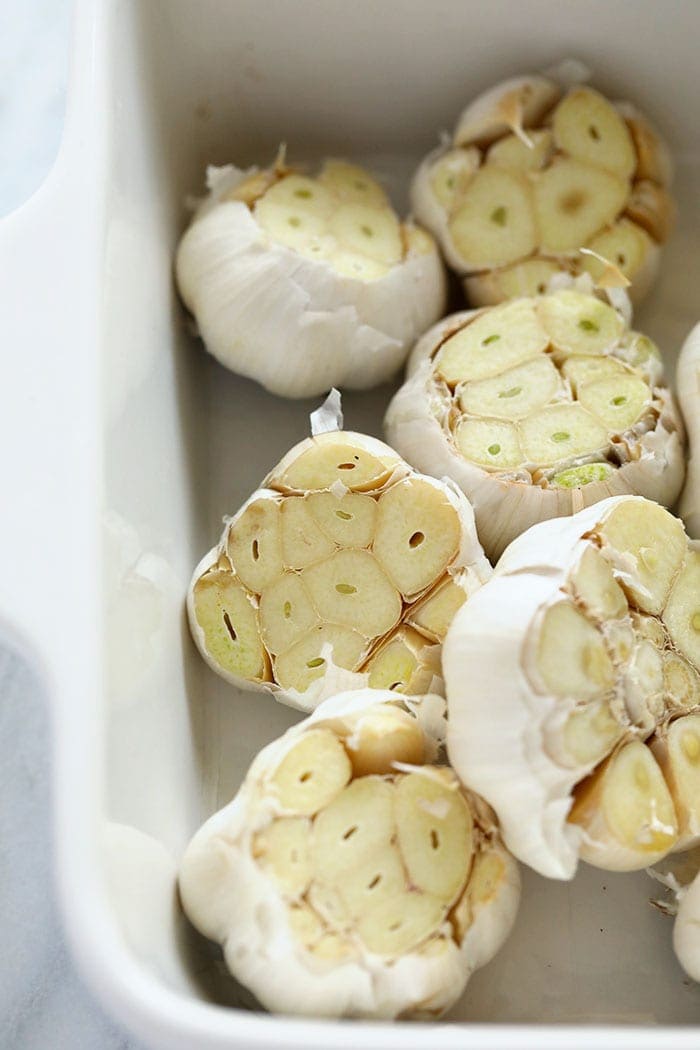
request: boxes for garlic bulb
[384,288,685,561]
[175,157,446,398]
[443,495,700,879]
[188,430,490,711]
[677,322,700,538]
[411,74,674,306]
[179,690,520,1019]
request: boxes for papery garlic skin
[179,691,520,1019]
[674,869,700,982]
[188,431,491,711]
[385,290,685,561]
[677,322,700,538]
[444,495,700,880]
[175,160,446,398]
[412,75,674,306]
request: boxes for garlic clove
[551,86,637,180]
[448,167,537,271]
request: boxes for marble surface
[1,2,145,1046]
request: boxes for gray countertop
[1,2,145,1046]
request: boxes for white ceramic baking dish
[2,0,700,1046]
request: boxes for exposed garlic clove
[317,160,389,207]
[273,623,369,693]
[435,298,548,386]
[252,817,313,896]
[625,180,675,243]
[582,220,659,305]
[534,159,629,254]
[189,429,490,709]
[342,704,425,776]
[532,600,614,699]
[306,491,377,548]
[551,87,637,180]
[663,652,700,713]
[616,102,674,186]
[458,355,561,421]
[568,741,679,870]
[406,577,468,642]
[394,770,474,901]
[537,289,625,357]
[179,691,519,1019]
[176,156,446,398]
[372,478,462,599]
[191,570,269,681]
[269,728,352,815]
[259,571,319,655]
[651,715,700,850]
[463,257,563,307]
[662,551,700,667]
[453,75,561,147]
[411,74,674,307]
[444,496,700,879]
[362,626,437,696]
[280,497,335,569]
[596,497,687,615]
[568,545,628,620]
[560,701,624,767]
[486,129,553,171]
[386,294,684,562]
[448,167,537,271]
[226,497,284,593]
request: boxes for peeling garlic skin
[187,431,491,711]
[677,322,700,538]
[674,870,700,982]
[179,691,520,1019]
[385,289,685,561]
[175,158,446,398]
[444,495,700,880]
[412,75,674,307]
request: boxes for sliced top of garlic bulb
[175,156,445,397]
[444,494,700,879]
[179,690,520,1019]
[385,288,685,561]
[188,429,491,711]
[411,73,674,307]
[677,321,700,539]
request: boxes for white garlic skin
[677,322,700,539]
[384,308,685,562]
[175,166,446,398]
[188,430,491,712]
[674,871,700,982]
[178,690,520,1019]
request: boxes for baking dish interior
[100,0,700,1025]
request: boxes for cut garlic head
[444,495,700,879]
[175,158,445,397]
[677,322,700,539]
[188,431,491,711]
[385,290,685,561]
[179,691,520,1019]
[412,75,674,306]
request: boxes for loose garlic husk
[175,157,446,397]
[412,73,674,306]
[443,495,700,879]
[179,691,520,1019]
[188,429,490,711]
[677,322,700,539]
[384,287,685,561]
